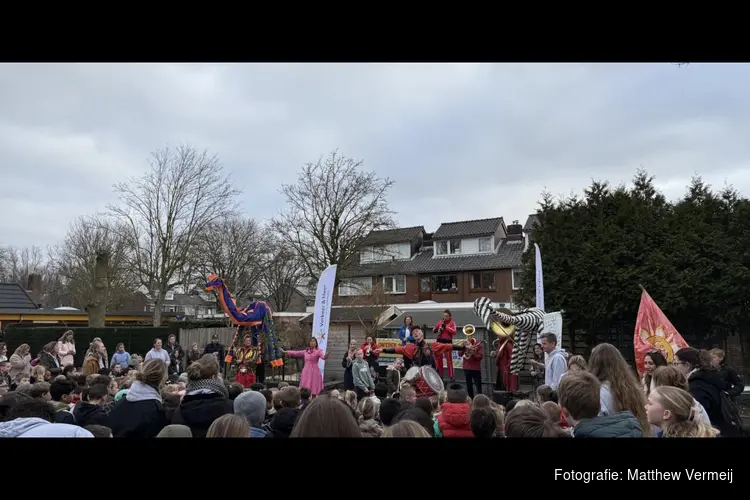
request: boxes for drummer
[380,327,436,371]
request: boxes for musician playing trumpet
[461,325,484,398]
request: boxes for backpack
[719,391,745,437]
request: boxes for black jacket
[717,363,744,399]
[688,369,732,436]
[203,342,226,368]
[38,352,62,376]
[574,411,643,438]
[265,408,299,438]
[73,402,108,428]
[107,398,169,438]
[171,392,233,438]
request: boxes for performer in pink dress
[281,338,328,396]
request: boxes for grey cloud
[1,63,750,248]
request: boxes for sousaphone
[488,307,516,357]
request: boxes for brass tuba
[462,324,476,337]
[488,308,516,358]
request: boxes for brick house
[335,217,530,306]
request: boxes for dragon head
[204,273,223,292]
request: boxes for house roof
[524,214,539,232]
[433,217,504,239]
[411,239,523,273]
[0,283,38,310]
[339,238,523,278]
[360,226,425,246]
[300,306,384,324]
[0,307,177,317]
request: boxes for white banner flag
[313,264,337,378]
[535,243,544,311]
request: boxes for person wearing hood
[203,334,226,369]
[107,359,169,438]
[73,383,108,428]
[171,354,233,438]
[352,349,375,401]
[145,338,171,367]
[57,331,76,367]
[675,347,739,437]
[234,390,268,437]
[0,393,93,438]
[435,384,472,438]
[541,333,567,390]
[83,340,107,377]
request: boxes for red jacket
[437,402,473,438]
[433,319,457,341]
[461,338,483,371]
[360,342,379,357]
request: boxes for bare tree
[272,150,396,286]
[192,216,268,299]
[87,251,109,327]
[0,245,44,285]
[259,241,306,312]
[343,280,393,339]
[108,144,240,326]
[48,215,138,311]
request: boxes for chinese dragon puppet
[205,274,283,387]
[473,297,544,392]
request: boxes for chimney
[26,274,43,307]
[507,220,523,236]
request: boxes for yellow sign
[376,338,464,369]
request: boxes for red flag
[634,288,689,375]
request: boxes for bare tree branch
[259,239,305,312]
[271,150,396,287]
[342,280,392,338]
[0,245,44,285]
[191,216,268,299]
[108,144,241,326]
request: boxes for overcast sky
[1,63,749,249]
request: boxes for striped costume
[473,298,545,391]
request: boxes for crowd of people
[0,325,745,438]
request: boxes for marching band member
[234,335,258,388]
[361,337,380,373]
[461,329,484,398]
[380,327,439,371]
[432,310,457,380]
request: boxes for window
[339,277,373,296]
[383,275,406,294]
[165,291,174,301]
[434,239,461,256]
[478,237,493,253]
[432,274,458,292]
[512,268,523,290]
[420,276,431,292]
[471,271,496,290]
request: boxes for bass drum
[419,366,444,396]
[403,366,420,385]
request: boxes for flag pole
[638,284,645,292]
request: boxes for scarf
[185,378,229,398]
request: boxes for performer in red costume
[491,340,516,392]
[432,310,457,380]
[234,335,259,388]
[380,327,439,371]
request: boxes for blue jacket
[398,325,415,346]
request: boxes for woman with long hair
[280,337,328,396]
[172,354,233,438]
[651,365,711,426]
[186,343,202,368]
[342,339,358,391]
[646,386,718,438]
[57,330,76,367]
[107,359,169,438]
[674,347,737,436]
[9,344,32,381]
[38,341,62,376]
[587,343,653,436]
[83,340,106,376]
[290,394,362,437]
[641,350,667,396]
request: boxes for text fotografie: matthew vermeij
[629,469,732,482]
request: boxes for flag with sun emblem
[634,288,689,375]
